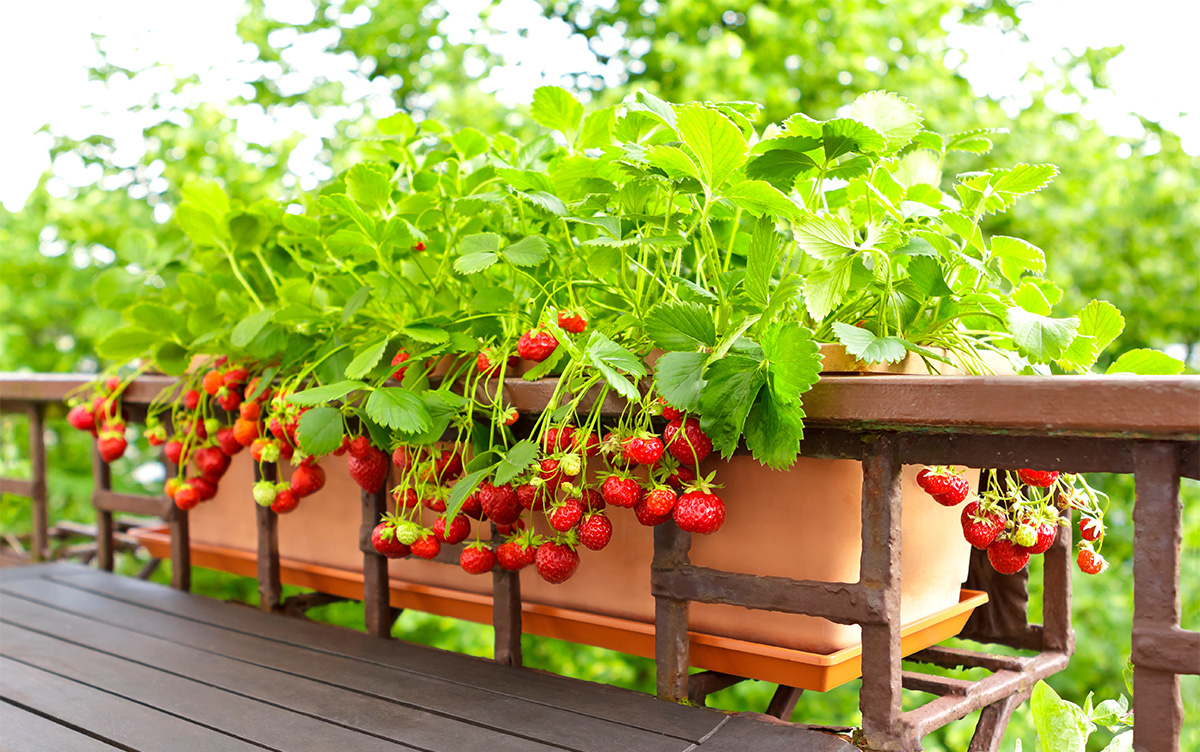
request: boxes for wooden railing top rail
[3,371,1198,439]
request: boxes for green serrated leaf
[990,236,1046,286]
[1006,307,1079,363]
[1077,300,1124,354]
[744,217,779,308]
[231,308,274,348]
[654,352,708,412]
[578,106,616,148]
[345,338,390,379]
[761,323,822,401]
[645,301,717,350]
[444,468,490,520]
[822,118,887,161]
[793,214,858,260]
[832,322,908,364]
[846,91,923,153]
[1106,349,1185,375]
[502,236,550,267]
[744,149,819,189]
[697,355,766,458]
[365,387,433,432]
[644,145,702,181]
[743,389,805,470]
[1030,681,1090,752]
[803,257,854,321]
[907,256,954,297]
[296,406,345,455]
[342,285,371,324]
[458,232,502,255]
[455,252,498,274]
[584,331,646,401]
[721,180,800,219]
[288,380,367,406]
[675,103,747,190]
[96,327,157,360]
[531,86,584,134]
[495,440,539,486]
[345,162,393,212]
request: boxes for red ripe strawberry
[174,484,201,511]
[542,426,577,453]
[189,476,218,501]
[410,534,441,560]
[476,350,495,374]
[496,540,534,571]
[961,502,1006,549]
[1079,516,1104,542]
[193,446,231,482]
[391,351,410,380]
[164,478,181,499]
[433,449,463,481]
[933,475,970,507]
[1076,547,1108,574]
[460,544,496,575]
[290,463,326,498]
[223,367,248,386]
[392,446,414,471]
[516,329,558,362]
[217,388,242,412]
[580,488,605,512]
[188,418,208,441]
[987,539,1031,574]
[673,489,725,534]
[662,416,712,465]
[104,375,121,393]
[216,427,243,456]
[423,494,447,513]
[348,435,371,459]
[146,427,166,446]
[269,416,288,442]
[272,489,300,514]
[478,481,521,525]
[601,474,642,508]
[517,483,548,512]
[557,309,587,334]
[1017,468,1060,488]
[501,407,519,426]
[622,435,664,466]
[97,429,127,463]
[214,355,229,367]
[332,435,350,457]
[657,396,682,421]
[183,389,201,411]
[665,463,696,489]
[67,404,96,432]
[372,523,411,559]
[461,492,484,520]
[581,432,601,458]
[633,499,671,526]
[233,418,259,447]
[1019,519,1058,555]
[549,497,584,532]
[643,486,678,517]
[393,487,419,509]
[578,513,613,551]
[434,514,471,544]
[495,518,526,537]
[535,541,579,584]
[202,370,224,396]
[916,467,963,497]
[347,445,388,493]
[164,440,185,466]
[538,458,565,491]
[239,401,261,421]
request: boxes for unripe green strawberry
[253,481,277,507]
[560,453,582,477]
[204,418,220,435]
[1014,524,1038,548]
[260,442,281,463]
[395,520,420,546]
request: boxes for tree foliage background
[1,1,1196,749]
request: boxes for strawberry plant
[77,88,1181,582]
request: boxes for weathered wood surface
[0,563,854,752]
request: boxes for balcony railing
[1,372,1197,751]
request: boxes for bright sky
[1,0,1196,212]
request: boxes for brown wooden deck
[0,563,853,751]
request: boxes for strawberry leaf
[231,309,274,348]
[654,352,707,412]
[584,332,646,401]
[743,216,779,309]
[345,338,389,379]
[444,468,491,520]
[743,390,806,470]
[364,387,433,433]
[761,323,822,401]
[1105,349,1185,376]
[495,440,538,486]
[531,86,584,135]
[645,301,717,350]
[697,355,766,458]
[1006,306,1079,364]
[833,322,909,364]
[296,407,345,455]
[502,235,550,266]
[288,380,367,406]
[674,103,746,190]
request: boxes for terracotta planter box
[189,451,974,656]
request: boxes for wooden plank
[48,568,723,741]
[0,658,261,752]
[0,478,34,497]
[0,699,124,751]
[27,403,48,562]
[698,716,856,751]
[1,584,685,752]
[93,489,171,517]
[0,561,93,583]
[0,622,416,752]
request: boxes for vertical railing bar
[92,441,115,572]
[1132,442,1183,752]
[858,434,905,750]
[491,522,523,666]
[653,519,692,703]
[254,461,281,611]
[162,423,190,591]
[27,403,48,562]
[361,465,395,638]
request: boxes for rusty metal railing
[0,372,1196,751]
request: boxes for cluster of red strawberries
[370,392,725,585]
[67,375,129,463]
[917,466,1110,576]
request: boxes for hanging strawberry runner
[67,88,1182,584]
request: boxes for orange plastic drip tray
[132,525,988,692]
